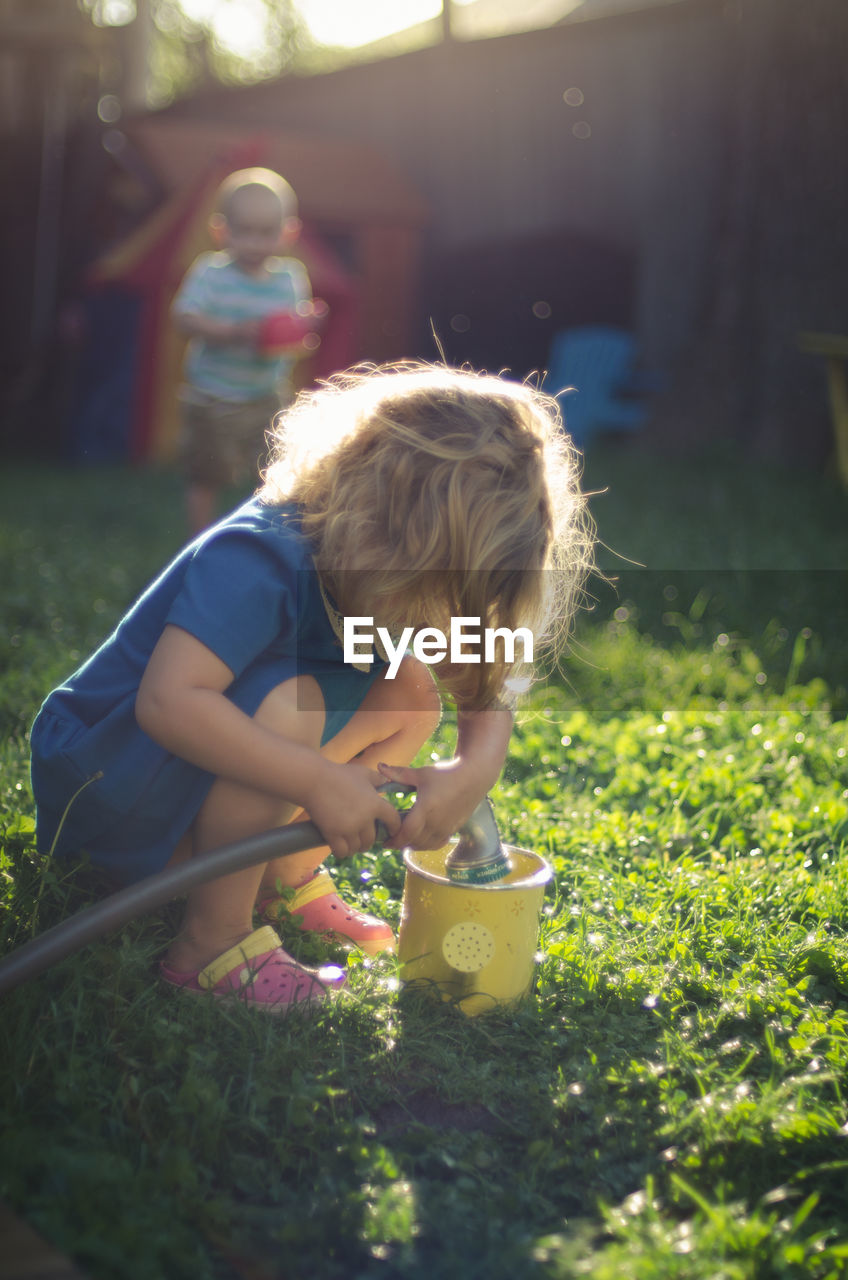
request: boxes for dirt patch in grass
[374,1088,503,1136]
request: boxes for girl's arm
[379,704,513,851]
[136,624,400,856]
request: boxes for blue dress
[29,499,386,884]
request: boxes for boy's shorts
[179,390,283,488]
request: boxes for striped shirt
[173,251,311,402]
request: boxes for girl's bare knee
[182,678,325,856]
[385,656,442,732]
[253,674,326,749]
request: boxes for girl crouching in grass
[30,363,592,1013]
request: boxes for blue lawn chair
[546,325,648,447]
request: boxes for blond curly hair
[259,362,593,709]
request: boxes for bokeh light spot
[97,94,122,124]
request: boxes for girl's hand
[302,760,402,858]
[376,759,491,852]
[376,702,513,850]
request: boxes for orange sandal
[160,926,346,1013]
[259,871,395,956]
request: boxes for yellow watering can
[398,832,552,1017]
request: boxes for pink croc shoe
[160,925,346,1014]
[260,871,395,957]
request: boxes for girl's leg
[258,656,442,897]
[165,658,440,971]
[164,674,326,973]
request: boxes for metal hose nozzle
[444,796,511,884]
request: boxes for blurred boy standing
[172,167,312,533]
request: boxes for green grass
[1,451,847,1279]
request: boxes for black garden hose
[0,784,508,998]
[0,817,329,998]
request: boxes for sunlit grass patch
[1,459,847,1278]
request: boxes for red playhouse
[70,118,428,464]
